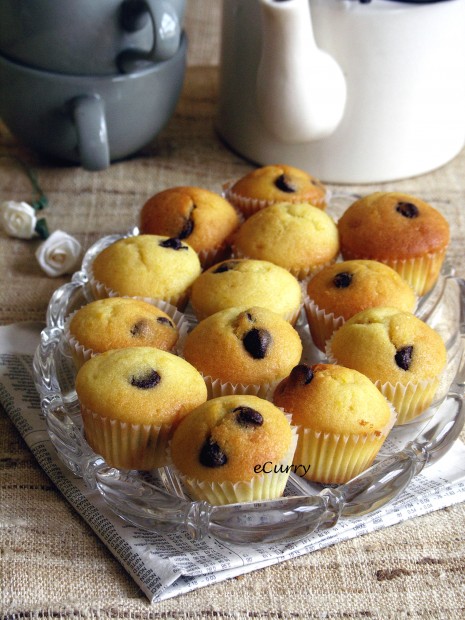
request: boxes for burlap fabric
[1,3,465,617]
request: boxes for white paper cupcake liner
[88,265,190,310]
[80,404,173,470]
[303,295,345,352]
[223,182,328,219]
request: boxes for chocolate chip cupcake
[139,186,240,268]
[326,307,447,425]
[181,306,303,398]
[89,234,201,309]
[75,347,208,470]
[338,192,450,295]
[64,297,184,369]
[304,260,417,351]
[273,364,396,484]
[170,394,297,505]
[231,202,340,279]
[190,258,302,324]
[224,164,328,219]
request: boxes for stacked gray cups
[0,0,187,170]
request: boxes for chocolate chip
[333,271,353,288]
[130,319,149,337]
[159,237,188,250]
[178,205,196,239]
[290,364,314,385]
[199,437,227,468]
[130,368,161,389]
[156,316,174,328]
[234,406,264,427]
[178,217,194,239]
[213,260,239,273]
[242,328,272,359]
[395,345,413,371]
[395,202,419,218]
[275,173,297,193]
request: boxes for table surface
[1,5,465,618]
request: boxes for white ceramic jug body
[216,0,465,183]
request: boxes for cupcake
[224,164,328,219]
[182,306,303,398]
[231,202,340,279]
[189,258,302,324]
[65,297,182,369]
[75,347,208,470]
[89,234,201,309]
[338,192,450,295]
[326,306,447,425]
[304,260,417,351]
[273,363,396,484]
[139,186,240,268]
[170,394,297,505]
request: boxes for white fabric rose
[0,200,37,239]
[35,230,82,277]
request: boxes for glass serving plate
[32,232,465,545]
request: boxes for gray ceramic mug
[0,35,187,171]
[0,0,185,75]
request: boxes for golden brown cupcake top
[170,394,293,484]
[273,363,394,436]
[190,258,302,322]
[182,305,303,386]
[306,259,416,320]
[139,186,240,254]
[68,297,179,354]
[338,192,450,260]
[90,235,201,303]
[75,346,207,425]
[327,306,447,385]
[228,164,327,207]
[231,202,339,277]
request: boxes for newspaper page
[1,322,465,603]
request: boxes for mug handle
[71,95,110,172]
[118,0,181,73]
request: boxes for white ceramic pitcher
[216,0,465,183]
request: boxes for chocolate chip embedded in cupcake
[181,306,303,398]
[64,297,183,369]
[224,164,328,219]
[338,192,450,295]
[89,234,201,309]
[304,260,417,351]
[170,394,297,505]
[190,258,302,323]
[326,306,447,425]
[231,202,340,279]
[139,186,240,268]
[273,363,396,485]
[75,347,207,469]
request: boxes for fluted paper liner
[88,265,190,310]
[80,404,173,470]
[303,294,345,352]
[231,246,335,281]
[223,182,328,219]
[341,249,446,297]
[292,401,396,485]
[175,422,299,506]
